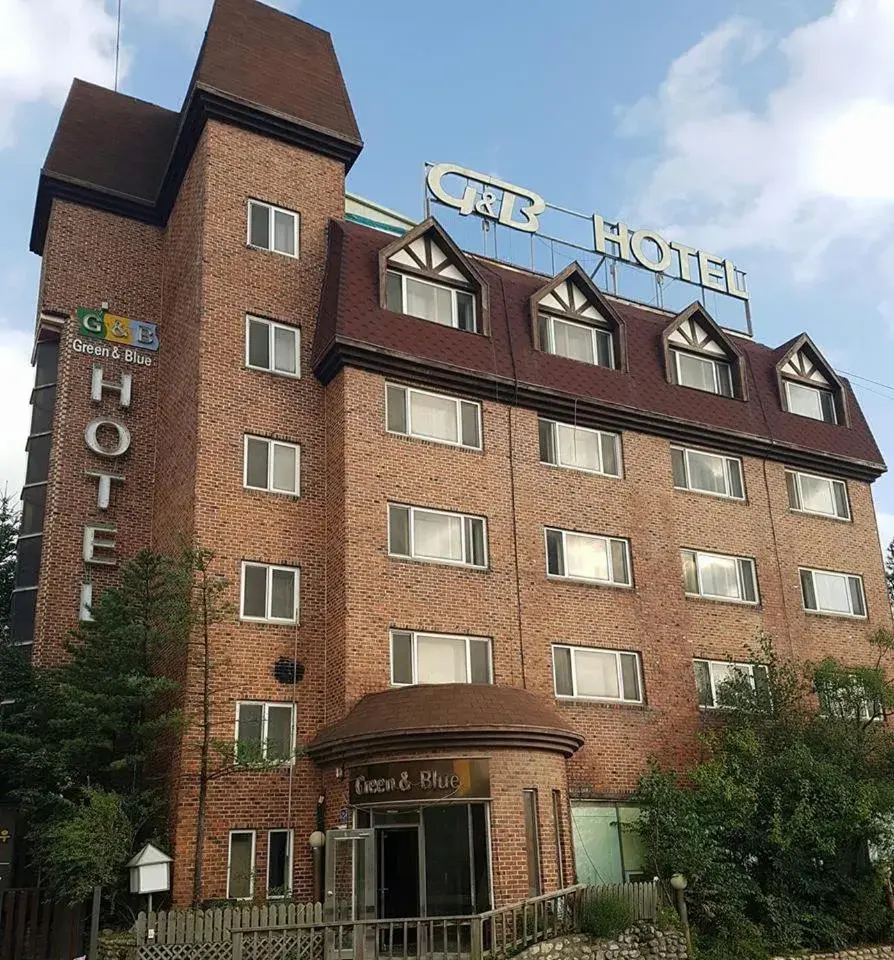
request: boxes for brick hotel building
[6,0,891,915]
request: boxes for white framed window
[784,380,837,423]
[539,419,621,477]
[388,504,487,568]
[816,679,882,722]
[552,645,642,703]
[785,470,849,520]
[385,382,481,449]
[386,270,477,332]
[390,630,492,685]
[267,830,293,898]
[800,567,866,618]
[671,349,734,397]
[245,315,300,377]
[243,436,300,496]
[545,528,631,587]
[240,562,299,623]
[682,549,758,604]
[694,659,768,709]
[539,313,614,368]
[671,446,744,500]
[235,701,295,764]
[227,831,256,900]
[247,200,299,257]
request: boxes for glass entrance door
[324,829,375,959]
[379,827,421,919]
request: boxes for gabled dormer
[530,263,626,370]
[663,303,746,399]
[379,218,488,334]
[776,334,845,425]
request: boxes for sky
[1,0,894,549]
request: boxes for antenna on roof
[114,0,122,92]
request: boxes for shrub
[579,889,634,940]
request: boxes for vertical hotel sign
[72,307,159,618]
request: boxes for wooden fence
[0,888,88,960]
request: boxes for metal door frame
[324,829,375,960]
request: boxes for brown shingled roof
[307,685,584,763]
[312,219,885,481]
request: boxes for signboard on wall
[349,758,490,805]
[76,307,159,352]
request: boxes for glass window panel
[424,805,473,916]
[273,209,296,255]
[266,706,293,761]
[34,340,59,387]
[801,569,817,609]
[682,551,698,593]
[245,438,269,489]
[460,401,480,448]
[739,560,757,602]
[249,203,269,249]
[21,485,46,536]
[538,314,551,351]
[697,554,739,599]
[409,391,458,443]
[552,318,595,364]
[30,384,55,434]
[799,474,835,515]
[413,510,463,562]
[787,381,824,420]
[727,459,744,499]
[406,277,440,323]
[620,654,641,701]
[268,831,291,894]
[575,649,621,699]
[546,529,564,576]
[456,291,476,331]
[469,639,491,683]
[229,833,254,899]
[716,362,734,397]
[25,434,50,486]
[595,329,614,368]
[416,634,468,683]
[386,271,403,312]
[610,540,630,585]
[600,433,620,476]
[242,565,268,618]
[435,285,453,325]
[557,423,600,472]
[247,318,270,369]
[849,577,866,616]
[711,662,744,706]
[687,450,727,495]
[237,703,263,759]
[391,631,413,684]
[270,569,296,620]
[272,326,297,375]
[833,481,849,518]
[671,448,687,488]
[565,533,609,581]
[386,385,407,434]
[539,420,556,464]
[820,390,837,423]
[694,661,713,706]
[271,444,297,493]
[466,517,486,567]
[388,505,411,556]
[814,571,851,613]
[786,472,800,509]
[553,647,573,696]
[676,351,718,393]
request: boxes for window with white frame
[682,549,758,604]
[785,470,849,520]
[227,831,256,900]
[267,830,293,897]
[671,349,734,397]
[694,659,769,709]
[240,562,299,623]
[235,702,294,764]
[539,419,621,477]
[385,383,481,449]
[247,200,298,257]
[671,446,744,500]
[784,380,837,423]
[244,436,300,496]
[539,313,614,368]
[552,645,642,703]
[390,630,492,685]
[545,528,631,587]
[245,315,300,377]
[816,677,882,721]
[800,568,866,617]
[388,504,487,568]
[386,270,477,332]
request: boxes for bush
[579,889,634,940]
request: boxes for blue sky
[2,0,894,548]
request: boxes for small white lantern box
[127,843,172,895]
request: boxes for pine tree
[885,536,894,606]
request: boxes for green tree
[633,632,894,959]
[885,536,894,606]
[0,487,19,643]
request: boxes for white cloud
[617,0,894,286]
[0,322,33,500]
[878,511,894,555]
[0,0,121,148]
[131,0,298,27]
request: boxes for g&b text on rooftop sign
[426,163,748,302]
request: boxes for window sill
[783,408,837,426]
[547,574,633,591]
[385,429,483,454]
[245,243,299,260]
[684,593,761,609]
[803,608,867,621]
[244,364,301,380]
[788,508,851,524]
[673,486,747,505]
[668,380,743,402]
[243,485,302,501]
[540,460,623,481]
[387,554,489,574]
[555,697,650,713]
[239,617,300,626]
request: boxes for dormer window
[380,218,487,335]
[530,263,625,370]
[664,304,743,399]
[777,337,843,425]
[385,270,476,332]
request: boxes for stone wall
[774,948,894,959]
[517,924,689,960]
